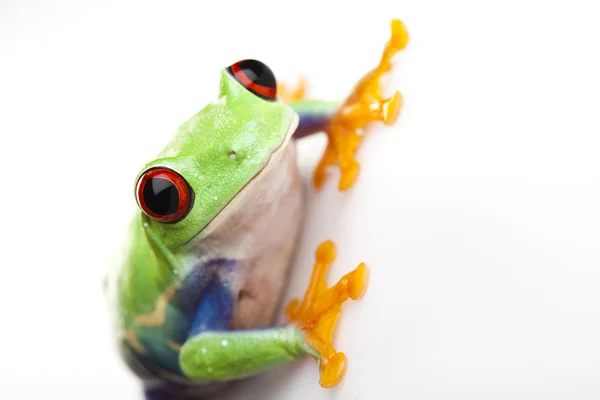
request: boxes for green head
[134,60,297,249]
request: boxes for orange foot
[285,241,369,388]
[277,76,307,103]
[314,19,409,191]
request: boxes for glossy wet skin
[136,68,296,250]
[110,61,306,382]
[107,18,408,398]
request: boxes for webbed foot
[314,19,409,191]
[285,241,369,388]
[278,76,307,103]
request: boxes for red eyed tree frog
[105,19,408,400]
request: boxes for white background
[1,1,599,399]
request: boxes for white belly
[192,142,305,329]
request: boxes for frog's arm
[290,99,340,139]
[280,19,409,191]
[179,277,318,381]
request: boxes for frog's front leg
[278,76,341,140]
[281,19,409,191]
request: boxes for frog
[105,19,409,400]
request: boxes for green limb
[179,325,318,381]
[289,99,340,116]
[289,99,341,139]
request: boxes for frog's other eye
[227,59,277,101]
[135,167,194,223]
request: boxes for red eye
[135,168,193,223]
[227,59,277,101]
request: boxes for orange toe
[285,241,369,388]
[313,19,408,191]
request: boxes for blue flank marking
[130,258,239,377]
[189,277,234,336]
[175,258,237,314]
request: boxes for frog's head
[134,60,297,250]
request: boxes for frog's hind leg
[285,240,369,388]
[177,243,367,389]
[178,269,319,382]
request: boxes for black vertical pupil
[238,59,276,89]
[142,177,179,216]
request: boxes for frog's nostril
[228,150,237,159]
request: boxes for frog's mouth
[142,214,181,271]
[175,112,300,250]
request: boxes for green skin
[106,67,338,391]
